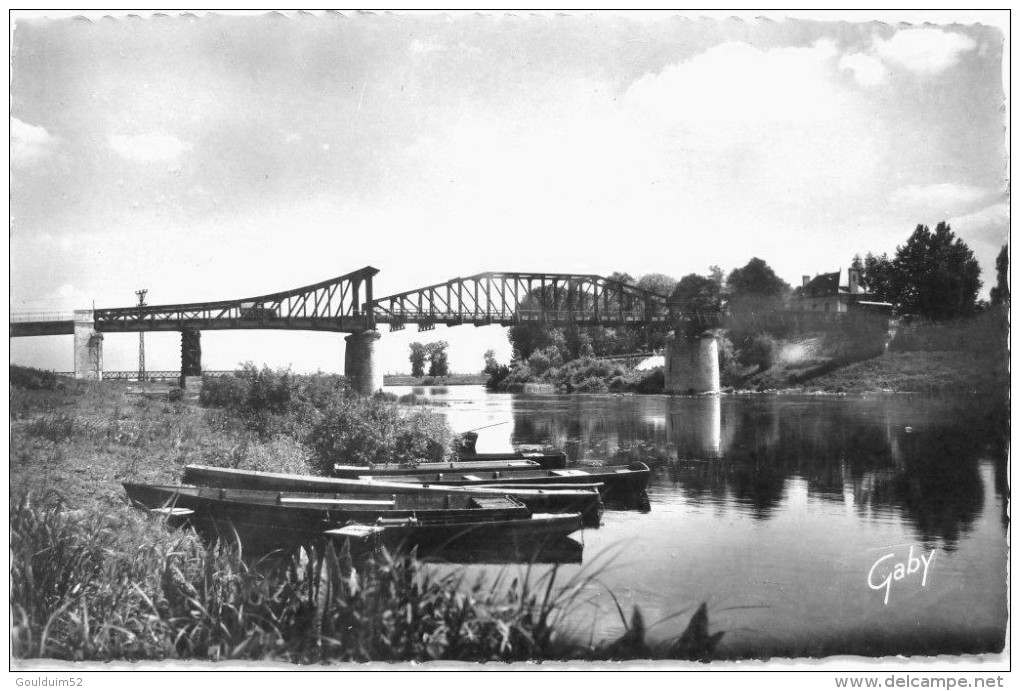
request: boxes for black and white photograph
[8,9,1010,678]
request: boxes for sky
[9,10,1009,375]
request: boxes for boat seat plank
[552,470,589,477]
[149,507,194,517]
[324,525,386,538]
[461,475,483,481]
[279,498,396,506]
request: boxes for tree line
[500,220,1006,365]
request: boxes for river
[387,385,1008,660]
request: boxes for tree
[482,349,499,374]
[859,252,896,303]
[408,342,427,378]
[990,244,1009,306]
[726,258,790,299]
[636,273,678,297]
[426,341,450,377]
[726,258,791,338]
[892,222,982,320]
[671,273,723,314]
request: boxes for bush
[201,366,351,439]
[10,365,61,390]
[629,367,664,394]
[737,333,779,371]
[307,396,452,472]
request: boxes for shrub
[572,376,609,394]
[306,396,452,472]
[629,367,664,394]
[738,333,779,371]
[201,366,351,439]
[10,365,61,390]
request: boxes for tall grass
[11,490,723,663]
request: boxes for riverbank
[490,310,1008,397]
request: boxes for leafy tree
[892,222,981,320]
[607,271,635,286]
[990,244,1009,306]
[672,273,722,314]
[726,258,791,339]
[708,265,725,291]
[426,341,450,377]
[726,258,790,299]
[857,252,896,303]
[636,273,678,297]
[408,342,427,378]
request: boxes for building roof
[801,271,841,297]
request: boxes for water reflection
[387,385,1007,657]
[502,391,1004,551]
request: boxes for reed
[11,490,723,663]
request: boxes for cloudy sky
[9,10,1009,374]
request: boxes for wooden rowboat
[326,512,584,549]
[333,458,541,478]
[123,482,562,553]
[359,461,652,500]
[181,464,602,527]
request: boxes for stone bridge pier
[344,330,383,395]
[73,310,103,380]
[179,328,202,389]
[664,331,720,395]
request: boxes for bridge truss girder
[93,267,379,334]
[369,272,675,329]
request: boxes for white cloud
[839,53,888,86]
[109,132,191,163]
[874,29,977,75]
[11,117,57,167]
[889,183,994,214]
[621,40,882,198]
[948,201,1009,241]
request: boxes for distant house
[795,268,892,314]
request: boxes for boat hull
[182,465,602,527]
[361,462,651,501]
[122,483,542,554]
[333,458,540,478]
[327,513,584,551]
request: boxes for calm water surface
[387,385,1008,659]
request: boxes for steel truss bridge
[9,267,721,338]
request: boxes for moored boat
[122,482,547,553]
[325,512,584,550]
[181,464,602,527]
[358,461,652,500]
[333,458,541,478]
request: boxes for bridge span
[10,267,722,394]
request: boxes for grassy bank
[9,365,722,664]
[489,309,1008,396]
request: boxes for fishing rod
[459,421,510,435]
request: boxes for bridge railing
[10,311,76,322]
